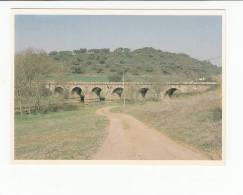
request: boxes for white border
[1,2,243,195]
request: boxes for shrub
[72,66,85,74]
[96,68,104,73]
[110,68,116,72]
[99,60,105,64]
[145,67,153,72]
[120,59,126,64]
[41,103,79,114]
[49,51,58,56]
[131,69,139,75]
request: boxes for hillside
[47,47,221,82]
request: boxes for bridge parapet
[42,81,218,86]
[167,81,218,85]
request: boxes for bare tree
[147,73,163,101]
[15,49,65,114]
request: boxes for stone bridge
[44,81,218,102]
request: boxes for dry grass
[14,104,108,160]
[115,88,222,160]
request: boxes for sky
[15,15,222,66]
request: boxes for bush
[73,48,87,54]
[76,57,83,62]
[99,60,105,64]
[41,103,79,114]
[49,51,58,56]
[96,68,104,73]
[88,54,95,60]
[145,67,153,72]
[117,70,123,75]
[72,66,85,74]
[110,68,116,72]
[131,69,139,75]
[120,59,126,64]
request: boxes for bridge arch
[138,88,149,98]
[71,87,85,102]
[54,86,64,95]
[165,88,179,97]
[112,87,123,98]
[91,87,103,101]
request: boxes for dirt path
[93,106,207,160]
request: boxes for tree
[147,73,164,101]
[15,49,65,114]
[114,47,123,53]
[59,51,73,57]
[73,48,87,54]
[100,48,110,53]
[49,51,58,56]
[71,66,85,74]
[114,47,131,53]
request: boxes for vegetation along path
[94,106,208,160]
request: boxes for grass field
[68,74,142,82]
[14,88,222,160]
[45,74,110,82]
[45,73,181,82]
[14,104,109,160]
[113,88,222,160]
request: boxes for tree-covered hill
[16,47,221,82]
[47,47,221,82]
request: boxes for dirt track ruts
[93,106,207,160]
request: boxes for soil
[93,106,208,160]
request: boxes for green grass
[14,104,109,160]
[45,73,160,82]
[45,72,197,82]
[45,74,110,82]
[113,89,222,160]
